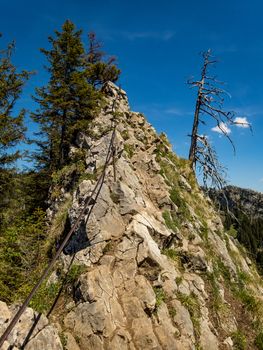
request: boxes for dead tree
[195,135,227,189]
[188,49,250,188]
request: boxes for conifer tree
[0,38,29,168]
[0,36,30,220]
[32,20,120,172]
[86,32,120,88]
[32,20,100,170]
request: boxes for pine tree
[32,20,101,170]
[0,38,29,167]
[0,36,30,221]
[86,32,120,88]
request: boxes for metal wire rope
[0,100,119,349]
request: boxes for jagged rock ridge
[1,83,263,350]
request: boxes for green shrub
[124,144,134,158]
[213,259,231,282]
[29,281,61,313]
[168,306,177,318]
[153,286,166,308]
[162,210,178,232]
[121,130,129,140]
[170,188,185,209]
[200,223,209,241]
[237,270,252,285]
[162,248,178,261]
[227,224,238,238]
[65,264,86,284]
[232,331,246,350]
[175,276,183,285]
[177,292,201,336]
[0,208,47,303]
[59,332,68,349]
[255,332,263,350]
[235,289,258,313]
[159,132,170,147]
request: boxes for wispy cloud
[211,122,231,135]
[234,117,250,128]
[122,30,175,41]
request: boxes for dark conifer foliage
[32,20,98,170]
[86,32,120,88]
[0,36,31,225]
[0,38,30,166]
[32,20,120,172]
[209,186,263,273]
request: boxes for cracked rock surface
[3,82,263,349]
[0,301,62,350]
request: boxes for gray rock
[0,302,62,350]
[36,84,263,350]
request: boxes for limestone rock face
[0,302,62,349]
[2,82,263,349]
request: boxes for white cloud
[211,122,231,135]
[234,117,250,128]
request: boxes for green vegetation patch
[205,272,223,312]
[232,331,247,350]
[162,248,179,261]
[29,281,61,313]
[255,332,263,350]
[153,286,167,308]
[162,210,179,232]
[124,143,134,158]
[65,264,87,285]
[177,292,201,337]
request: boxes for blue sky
[1,0,263,191]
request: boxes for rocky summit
[1,83,263,350]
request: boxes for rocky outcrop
[2,83,263,349]
[0,301,62,350]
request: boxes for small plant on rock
[255,332,263,350]
[153,286,166,308]
[232,331,246,350]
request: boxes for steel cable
[0,113,118,349]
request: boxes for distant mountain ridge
[208,185,263,273]
[208,185,263,218]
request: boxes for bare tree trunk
[189,77,204,168]
[187,49,249,188]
